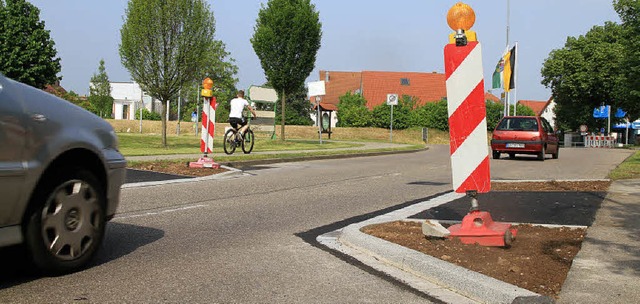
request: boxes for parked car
[0,73,126,273]
[490,116,559,161]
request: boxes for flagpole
[505,0,510,117]
[513,42,518,116]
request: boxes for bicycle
[223,118,255,155]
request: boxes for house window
[400,78,410,86]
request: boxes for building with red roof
[518,98,556,129]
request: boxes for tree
[275,84,313,126]
[120,0,216,147]
[0,0,60,88]
[371,95,414,130]
[88,59,113,118]
[251,0,322,141]
[541,22,626,130]
[614,0,640,120]
[186,40,239,124]
[336,92,372,127]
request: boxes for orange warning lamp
[447,2,477,45]
[201,78,214,98]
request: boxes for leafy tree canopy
[251,0,322,140]
[336,92,372,128]
[614,0,640,120]
[0,0,60,88]
[88,59,113,118]
[541,22,626,130]
[120,0,216,146]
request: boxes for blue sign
[613,122,630,129]
[633,121,640,130]
[593,105,610,118]
[615,108,627,118]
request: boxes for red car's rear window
[496,117,538,131]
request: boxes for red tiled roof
[312,102,338,111]
[312,71,362,107]
[518,99,549,116]
[485,92,500,103]
[361,71,446,109]
[44,83,67,97]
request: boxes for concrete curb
[218,147,424,168]
[319,192,553,304]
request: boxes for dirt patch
[491,180,610,192]
[128,161,228,177]
[362,221,584,298]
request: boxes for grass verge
[118,133,363,156]
[608,150,640,180]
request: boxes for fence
[584,135,615,148]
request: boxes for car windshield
[496,117,538,131]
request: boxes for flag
[491,58,504,89]
[503,45,516,92]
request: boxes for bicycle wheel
[223,129,236,155]
[242,129,255,154]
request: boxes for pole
[390,104,394,143]
[177,90,181,135]
[317,100,323,144]
[166,100,170,122]
[626,120,629,145]
[607,105,611,136]
[513,42,518,116]
[505,0,510,117]
[203,97,210,156]
[195,85,199,137]
[195,104,199,137]
[139,89,143,133]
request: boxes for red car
[491,116,559,161]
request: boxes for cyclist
[228,90,257,138]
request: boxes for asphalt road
[0,146,633,303]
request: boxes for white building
[109,82,162,120]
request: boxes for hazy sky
[29,0,620,102]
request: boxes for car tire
[552,147,559,159]
[508,153,515,159]
[492,151,500,159]
[538,146,546,161]
[24,168,106,274]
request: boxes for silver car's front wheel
[26,169,106,274]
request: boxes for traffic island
[317,180,609,303]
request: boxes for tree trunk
[161,100,168,147]
[280,89,286,141]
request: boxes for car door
[541,118,558,153]
[0,75,28,226]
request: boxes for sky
[29,0,620,102]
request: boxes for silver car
[0,73,126,273]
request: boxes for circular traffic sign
[579,124,588,132]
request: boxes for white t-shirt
[229,97,249,118]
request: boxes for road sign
[386,94,398,106]
[308,81,326,97]
[579,124,588,132]
[633,121,640,130]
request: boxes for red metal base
[447,210,517,247]
[188,156,220,169]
